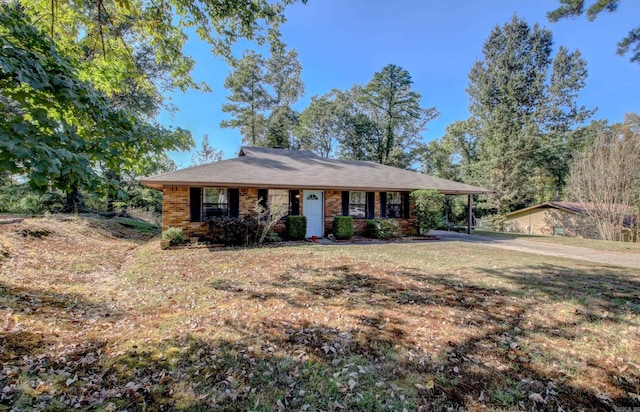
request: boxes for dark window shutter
[341,191,349,216]
[190,187,202,222]
[290,190,300,215]
[402,192,410,218]
[258,189,268,208]
[380,192,387,218]
[229,188,240,218]
[366,192,375,218]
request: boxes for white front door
[303,190,323,238]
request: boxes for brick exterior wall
[161,186,418,239]
[162,186,208,237]
[239,187,259,218]
[323,190,342,235]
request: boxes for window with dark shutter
[366,192,375,218]
[341,191,349,216]
[229,188,240,219]
[380,192,387,218]
[290,190,300,215]
[385,192,402,218]
[402,192,410,218]
[190,187,202,222]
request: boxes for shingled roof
[141,146,490,195]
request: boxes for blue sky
[160,0,640,167]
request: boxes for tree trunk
[63,185,84,213]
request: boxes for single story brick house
[140,146,490,238]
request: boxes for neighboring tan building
[504,201,600,238]
[140,146,490,238]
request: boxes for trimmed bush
[365,218,402,240]
[333,216,354,240]
[286,215,307,240]
[162,227,186,246]
[206,216,259,246]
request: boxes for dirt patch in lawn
[1,217,638,411]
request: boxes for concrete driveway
[431,230,640,270]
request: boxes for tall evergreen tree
[265,106,298,149]
[220,50,270,146]
[221,48,304,147]
[266,49,305,107]
[462,16,593,214]
[359,64,439,168]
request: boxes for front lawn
[1,217,638,411]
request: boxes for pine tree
[464,16,593,213]
[360,64,438,168]
[220,50,270,146]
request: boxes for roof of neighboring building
[506,201,632,217]
[140,146,490,195]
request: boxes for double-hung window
[190,187,240,221]
[386,192,402,218]
[258,189,299,217]
[380,191,410,218]
[349,191,366,218]
[203,188,228,219]
[342,191,374,218]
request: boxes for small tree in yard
[566,115,640,241]
[254,201,289,244]
[411,190,445,235]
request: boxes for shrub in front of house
[286,215,307,240]
[162,227,186,246]
[333,216,354,240]
[206,216,259,246]
[365,218,402,240]
[411,189,445,235]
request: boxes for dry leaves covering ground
[0,217,639,411]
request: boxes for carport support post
[467,194,473,234]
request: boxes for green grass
[473,229,640,253]
[112,216,160,234]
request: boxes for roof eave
[138,180,490,195]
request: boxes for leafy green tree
[333,87,380,161]
[360,64,439,168]
[296,94,341,157]
[548,0,640,63]
[0,4,192,211]
[18,0,305,99]
[411,190,445,235]
[191,134,224,165]
[338,112,380,161]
